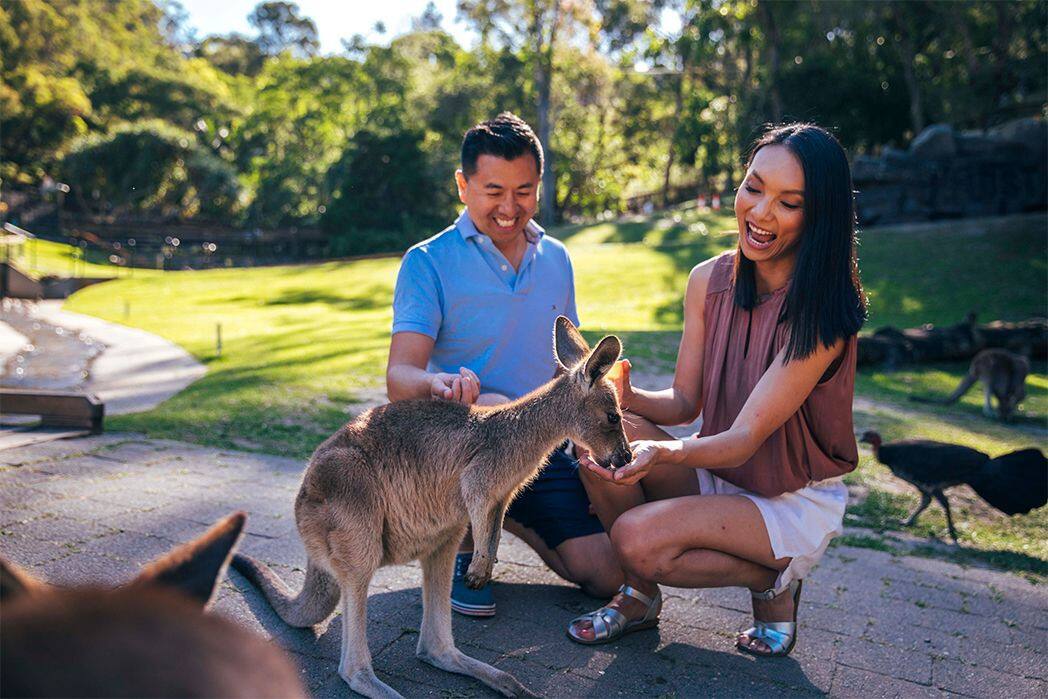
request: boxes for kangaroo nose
[611,445,633,469]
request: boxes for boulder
[909,124,957,159]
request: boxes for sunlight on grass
[10,238,156,280]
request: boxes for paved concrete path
[5,300,207,415]
[1,434,1044,697]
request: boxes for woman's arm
[623,258,714,426]
[592,335,847,485]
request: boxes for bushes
[321,129,453,255]
[59,121,242,219]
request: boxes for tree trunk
[897,29,925,135]
[662,72,685,209]
[757,0,783,123]
[534,2,560,228]
[537,56,556,227]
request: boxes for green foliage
[322,130,449,255]
[4,0,1045,245]
[60,121,241,218]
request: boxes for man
[387,113,622,616]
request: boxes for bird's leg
[932,490,959,544]
[903,492,932,527]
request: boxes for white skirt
[695,469,848,594]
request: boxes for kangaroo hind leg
[416,534,535,698]
[336,570,402,699]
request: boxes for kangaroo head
[553,316,633,469]
[0,513,307,698]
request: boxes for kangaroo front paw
[465,557,492,589]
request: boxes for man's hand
[430,367,481,405]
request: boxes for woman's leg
[578,411,700,532]
[569,493,793,645]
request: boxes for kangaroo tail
[910,372,978,405]
[231,555,340,628]
[966,448,1048,515]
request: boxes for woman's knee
[609,509,665,579]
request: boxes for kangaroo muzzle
[608,444,633,470]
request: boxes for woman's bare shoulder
[686,253,726,300]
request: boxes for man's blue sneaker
[451,551,496,617]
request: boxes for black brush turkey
[859,431,1047,543]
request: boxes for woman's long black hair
[733,123,867,362]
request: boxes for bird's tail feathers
[967,448,1047,515]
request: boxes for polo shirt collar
[456,209,544,245]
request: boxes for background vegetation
[3,0,1045,253]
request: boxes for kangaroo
[231,316,632,699]
[910,348,1029,421]
[1,513,306,698]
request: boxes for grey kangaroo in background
[232,316,632,699]
[911,348,1029,421]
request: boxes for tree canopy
[2,0,1044,254]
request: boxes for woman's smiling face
[734,144,806,263]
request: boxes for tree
[194,34,266,76]
[322,130,446,255]
[249,1,319,58]
[457,0,659,226]
[412,2,444,31]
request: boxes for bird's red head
[859,431,882,449]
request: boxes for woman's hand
[583,439,682,486]
[606,358,633,410]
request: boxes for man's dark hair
[461,112,543,178]
[733,122,867,362]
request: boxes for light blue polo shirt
[392,209,580,399]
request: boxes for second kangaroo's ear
[583,336,622,387]
[1,557,49,603]
[128,512,246,608]
[554,316,590,370]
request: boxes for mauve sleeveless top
[699,252,858,497]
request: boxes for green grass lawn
[20,208,1047,577]
[13,238,154,280]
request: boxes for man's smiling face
[456,154,540,246]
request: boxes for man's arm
[386,331,480,404]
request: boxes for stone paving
[1,434,1045,698]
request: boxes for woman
[567,123,866,657]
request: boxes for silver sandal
[566,584,661,645]
[736,579,803,658]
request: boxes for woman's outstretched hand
[583,439,682,486]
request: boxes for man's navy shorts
[505,446,605,550]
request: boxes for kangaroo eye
[606,412,621,424]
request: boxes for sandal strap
[587,607,628,641]
[741,622,795,655]
[618,584,658,609]
[750,578,802,601]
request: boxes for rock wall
[853,118,1047,226]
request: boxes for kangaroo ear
[1,557,49,603]
[583,335,622,387]
[127,512,246,608]
[554,316,590,369]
